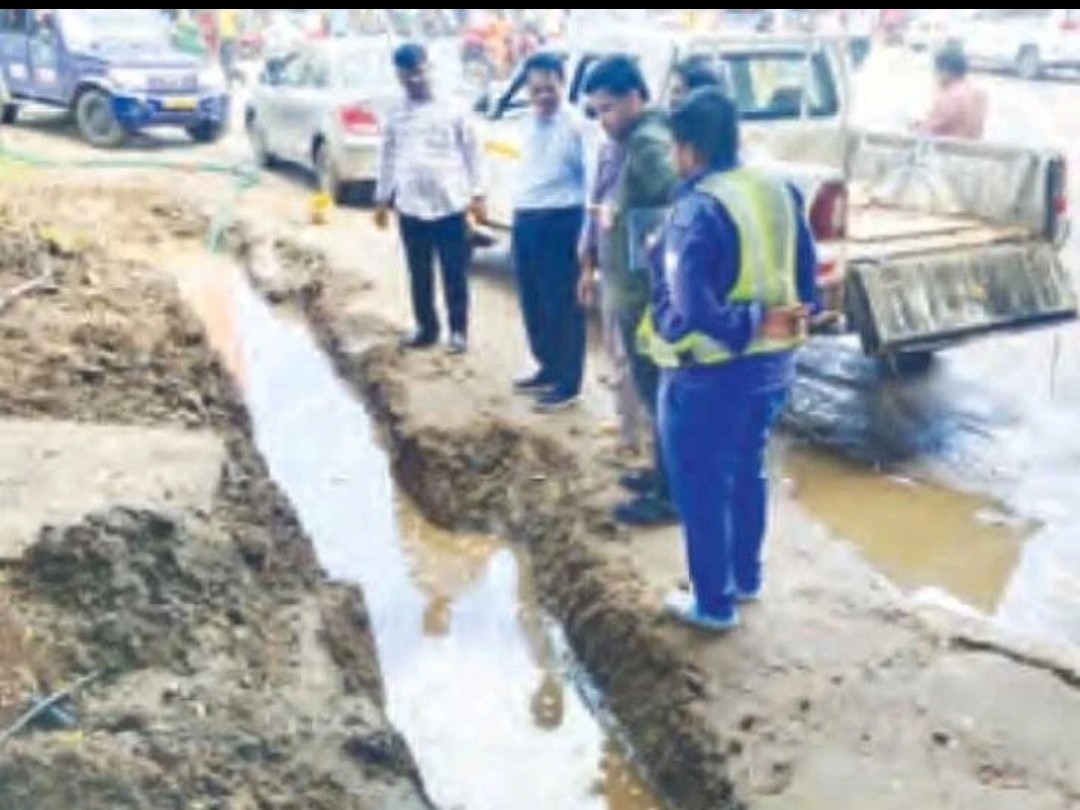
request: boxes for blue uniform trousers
[659,367,787,617]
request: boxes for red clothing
[920,79,988,140]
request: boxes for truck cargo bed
[847,203,1034,263]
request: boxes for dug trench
[230,235,733,807]
[0,186,433,809]
[224,208,1080,807]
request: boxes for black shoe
[613,495,679,528]
[619,470,658,496]
[447,333,468,355]
[400,330,438,350]
[514,372,555,395]
[533,390,581,413]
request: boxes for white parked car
[953,8,1080,79]
[245,37,398,203]
[905,10,966,52]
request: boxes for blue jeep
[0,9,230,147]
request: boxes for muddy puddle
[177,261,662,810]
[784,445,1032,614]
[788,334,1080,650]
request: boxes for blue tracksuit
[650,164,818,617]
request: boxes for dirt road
[0,177,432,809]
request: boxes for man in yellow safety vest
[640,86,818,632]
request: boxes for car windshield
[59,8,171,50]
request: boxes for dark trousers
[618,309,671,501]
[219,38,239,86]
[512,206,587,397]
[399,212,471,339]
[659,373,787,616]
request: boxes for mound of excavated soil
[0,195,228,427]
[3,508,426,810]
[21,508,268,676]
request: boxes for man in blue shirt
[512,52,589,412]
[644,87,818,632]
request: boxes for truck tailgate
[837,134,1077,354]
[847,239,1077,355]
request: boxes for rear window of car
[682,48,840,121]
[336,48,396,89]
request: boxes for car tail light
[1042,156,1069,246]
[809,180,849,242]
[1055,160,1068,216]
[1061,17,1080,32]
[340,104,380,136]
[807,181,848,279]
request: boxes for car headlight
[199,66,227,92]
[107,68,150,90]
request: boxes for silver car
[245,37,398,203]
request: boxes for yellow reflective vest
[637,168,804,369]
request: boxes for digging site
[0,180,432,810]
[0,160,1075,810]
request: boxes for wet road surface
[784,46,1080,647]
[178,260,663,810]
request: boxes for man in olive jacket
[581,55,679,526]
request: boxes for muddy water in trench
[178,262,662,810]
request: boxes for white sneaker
[736,588,762,605]
[663,590,739,634]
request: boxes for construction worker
[639,87,818,632]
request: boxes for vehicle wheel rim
[84,96,115,140]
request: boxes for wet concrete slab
[0,419,224,561]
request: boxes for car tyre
[882,351,935,378]
[74,88,126,148]
[1,103,18,125]
[247,116,277,168]
[187,120,227,144]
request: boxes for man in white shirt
[511,52,589,413]
[375,43,487,355]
